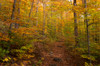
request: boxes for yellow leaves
[81,55,96,61]
[41,57,44,60]
[21,0,29,3]
[92,43,100,50]
[72,5,84,13]
[19,54,35,59]
[27,55,35,59]
[85,62,93,66]
[3,57,11,62]
[28,49,34,53]
[96,45,100,50]
[3,58,9,62]
[13,58,17,61]
[53,1,61,6]
[21,63,24,66]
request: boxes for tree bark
[15,0,21,28]
[10,0,17,29]
[43,0,46,35]
[0,3,1,8]
[73,0,78,47]
[84,0,91,65]
[36,0,39,26]
[29,0,34,20]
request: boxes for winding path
[42,41,76,66]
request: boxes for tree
[0,3,1,8]
[15,0,21,28]
[83,0,91,65]
[42,0,46,34]
[36,0,39,26]
[29,0,34,18]
[73,0,78,47]
[29,0,34,21]
[10,0,17,29]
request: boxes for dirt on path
[41,41,76,66]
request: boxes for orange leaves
[0,33,2,36]
[0,33,9,41]
[53,1,61,6]
[5,19,20,24]
[12,27,38,35]
[72,5,85,13]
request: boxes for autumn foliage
[0,0,100,66]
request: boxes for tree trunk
[0,3,1,8]
[0,3,1,21]
[10,0,17,29]
[15,0,21,28]
[43,0,46,35]
[36,0,39,26]
[29,0,34,21]
[84,0,91,65]
[73,0,78,47]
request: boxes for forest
[0,0,100,66]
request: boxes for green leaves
[81,54,96,61]
[0,47,9,60]
[85,62,93,66]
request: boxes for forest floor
[41,41,78,66]
[1,40,84,66]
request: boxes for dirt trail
[42,41,76,66]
